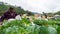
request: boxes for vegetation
[0,2,60,34]
[54,11,60,15]
[0,17,60,34]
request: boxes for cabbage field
[0,18,60,34]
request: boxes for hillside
[0,2,33,16]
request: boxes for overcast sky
[0,0,60,13]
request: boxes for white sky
[0,0,60,13]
